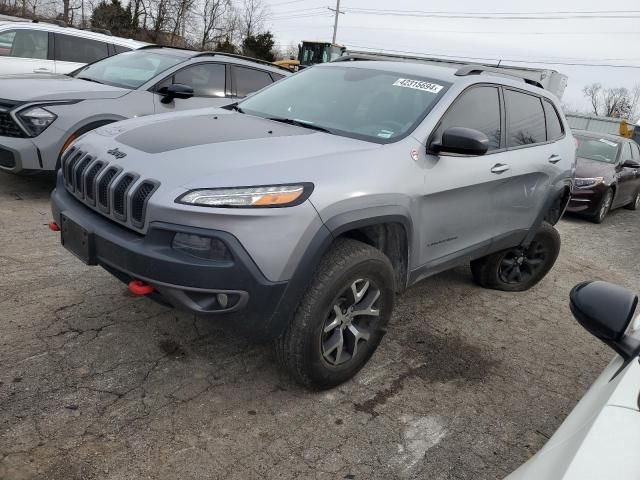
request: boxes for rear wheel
[275,239,395,389]
[591,188,613,223]
[625,190,640,211]
[471,222,560,292]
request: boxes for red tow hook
[128,280,154,296]
[48,221,60,232]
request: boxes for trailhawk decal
[393,78,443,93]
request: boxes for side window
[622,142,633,161]
[505,90,546,147]
[55,34,109,64]
[113,44,132,54]
[270,72,286,81]
[543,100,564,141]
[157,63,226,98]
[0,29,48,60]
[433,86,502,152]
[234,66,273,97]
[631,142,640,161]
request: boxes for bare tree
[583,83,639,120]
[199,0,229,50]
[240,0,268,40]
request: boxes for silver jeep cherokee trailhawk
[51,59,575,388]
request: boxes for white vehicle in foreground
[0,20,146,75]
[508,280,640,479]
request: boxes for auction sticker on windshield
[393,78,443,93]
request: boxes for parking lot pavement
[1,171,637,480]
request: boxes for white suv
[0,21,147,75]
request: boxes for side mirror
[621,159,640,169]
[158,83,194,104]
[570,281,640,362]
[429,127,489,156]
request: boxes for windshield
[576,135,620,164]
[72,50,185,89]
[238,65,448,143]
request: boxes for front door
[614,142,638,207]
[153,62,232,113]
[419,85,515,268]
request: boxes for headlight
[574,177,604,188]
[16,107,57,136]
[176,184,313,208]
[172,233,232,261]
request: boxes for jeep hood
[82,109,381,188]
[0,74,130,101]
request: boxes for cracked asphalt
[1,171,638,480]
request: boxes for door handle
[548,154,562,164]
[33,68,52,73]
[491,163,510,174]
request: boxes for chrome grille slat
[61,149,159,230]
[84,161,105,204]
[112,174,136,220]
[97,167,119,212]
[73,156,93,196]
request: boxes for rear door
[0,28,53,74]
[502,89,560,234]
[152,62,231,113]
[53,33,110,73]
[231,65,276,99]
[419,85,515,267]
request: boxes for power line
[336,25,640,36]
[342,8,640,20]
[344,44,640,69]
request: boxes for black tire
[275,238,395,389]
[625,190,640,211]
[591,188,613,223]
[471,222,560,292]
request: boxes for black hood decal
[116,113,313,154]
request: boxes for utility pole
[328,0,344,44]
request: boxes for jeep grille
[61,147,159,229]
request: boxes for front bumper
[566,186,606,216]
[51,185,289,338]
[0,135,42,173]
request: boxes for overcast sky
[264,0,640,118]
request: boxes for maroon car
[567,130,640,223]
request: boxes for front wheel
[591,188,613,223]
[625,190,640,211]
[471,222,561,292]
[275,239,395,389]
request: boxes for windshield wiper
[77,77,104,85]
[223,103,245,114]
[267,117,332,134]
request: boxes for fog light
[172,233,232,261]
[217,293,229,308]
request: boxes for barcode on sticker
[393,78,443,93]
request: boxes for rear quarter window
[234,66,274,97]
[505,89,546,147]
[55,34,109,63]
[543,100,564,141]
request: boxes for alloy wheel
[599,191,612,221]
[498,242,549,285]
[321,279,381,366]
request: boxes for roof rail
[194,51,291,71]
[33,19,68,27]
[82,27,112,35]
[455,65,544,89]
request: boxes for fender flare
[55,119,123,169]
[523,180,572,246]
[265,206,413,337]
